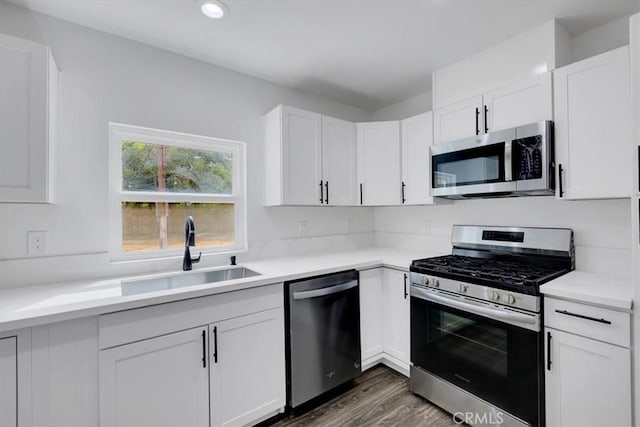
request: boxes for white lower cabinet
[359,268,384,364]
[98,284,286,427]
[100,327,210,427]
[210,308,285,427]
[544,297,632,427]
[381,269,410,370]
[0,337,17,427]
[359,268,410,375]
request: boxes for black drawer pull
[319,180,324,204]
[360,183,363,205]
[555,309,612,325]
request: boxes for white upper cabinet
[483,72,552,131]
[356,121,402,206]
[0,33,58,203]
[401,111,434,205]
[433,72,553,145]
[433,20,570,109]
[321,116,358,205]
[433,95,483,146]
[264,105,322,206]
[0,337,17,427]
[264,105,356,206]
[554,46,632,200]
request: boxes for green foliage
[121,141,233,194]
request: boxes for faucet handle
[192,252,201,263]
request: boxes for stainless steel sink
[121,267,261,296]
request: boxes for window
[109,123,246,260]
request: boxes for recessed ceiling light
[199,1,228,19]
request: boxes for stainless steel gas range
[409,225,574,427]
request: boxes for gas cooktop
[410,225,574,296]
[410,254,571,294]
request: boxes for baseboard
[361,353,409,377]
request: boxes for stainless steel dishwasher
[285,269,361,409]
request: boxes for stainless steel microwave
[430,121,554,199]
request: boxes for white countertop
[540,271,634,310]
[0,247,433,333]
[2,247,635,332]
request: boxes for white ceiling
[11,0,640,111]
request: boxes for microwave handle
[504,141,512,182]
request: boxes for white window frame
[109,122,247,261]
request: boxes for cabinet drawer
[544,298,630,347]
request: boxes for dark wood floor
[269,365,458,426]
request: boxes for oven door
[411,287,542,425]
[431,128,516,198]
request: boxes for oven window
[411,296,540,425]
[437,311,508,377]
[432,143,505,188]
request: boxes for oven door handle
[412,287,539,330]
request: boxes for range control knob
[506,294,517,305]
[421,276,429,285]
[433,279,440,288]
[459,284,468,294]
[489,290,501,301]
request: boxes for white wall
[370,91,432,121]
[375,197,631,277]
[571,16,630,63]
[0,2,374,287]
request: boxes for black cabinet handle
[201,330,207,368]
[484,105,488,133]
[401,181,406,204]
[319,180,324,204]
[547,331,552,371]
[360,183,363,205]
[554,309,612,325]
[475,107,480,135]
[325,181,329,204]
[558,164,564,198]
[213,326,218,364]
[403,273,408,299]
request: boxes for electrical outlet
[27,231,48,256]
[297,221,309,237]
[346,218,354,233]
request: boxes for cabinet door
[401,111,434,205]
[359,268,384,364]
[210,308,285,427]
[0,337,17,427]
[322,116,357,205]
[382,269,410,368]
[554,47,632,199]
[99,327,209,427]
[281,106,323,205]
[433,95,483,144]
[483,72,552,132]
[0,34,55,203]
[356,121,401,206]
[545,328,632,427]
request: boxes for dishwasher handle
[292,280,358,300]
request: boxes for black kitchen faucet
[183,215,201,271]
